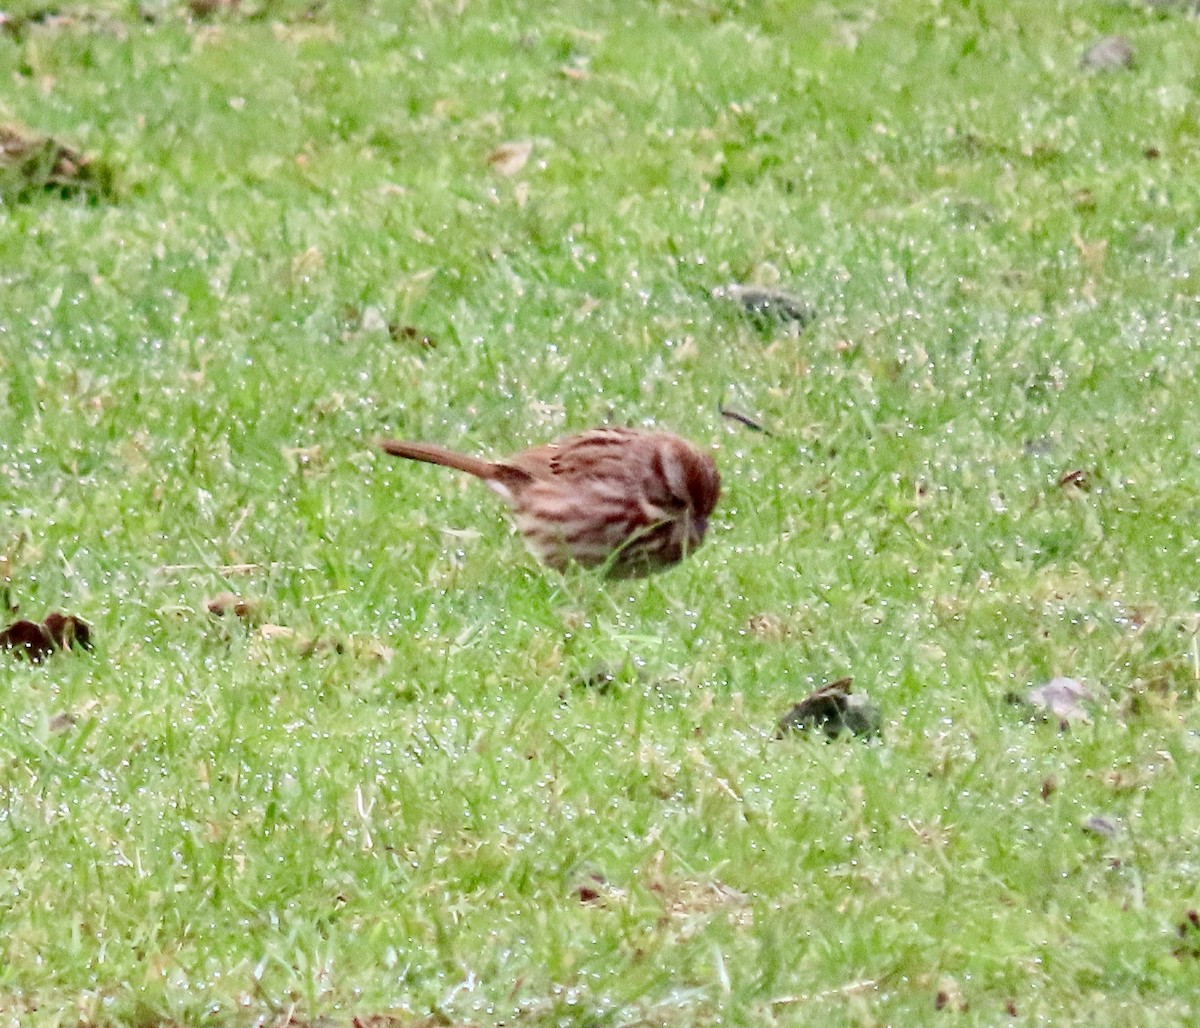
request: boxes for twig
[718,405,773,436]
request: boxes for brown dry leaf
[205,592,262,622]
[388,323,437,348]
[290,246,324,282]
[49,700,98,732]
[934,977,968,1012]
[746,612,791,641]
[775,678,882,739]
[48,711,78,733]
[187,0,240,16]
[350,636,395,663]
[487,140,533,176]
[1072,233,1108,273]
[256,624,344,657]
[43,612,92,650]
[571,872,614,904]
[0,122,113,199]
[1,612,92,662]
[646,871,750,927]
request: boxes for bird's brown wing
[542,427,645,480]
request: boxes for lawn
[3,0,1200,1023]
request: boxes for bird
[377,426,720,578]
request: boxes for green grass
[3,0,1200,1023]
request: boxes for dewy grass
[3,0,1200,1023]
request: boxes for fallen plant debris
[712,283,815,327]
[718,404,773,436]
[1008,677,1095,728]
[48,711,78,733]
[775,677,882,740]
[254,624,394,662]
[48,698,100,734]
[187,0,242,17]
[1082,815,1121,839]
[0,122,114,200]
[571,872,611,904]
[389,323,437,348]
[0,612,92,663]
[1174,910,1200,960]
[576,664,618,694]
[487,139,533,176]
[1057,468,1090,490]
[343,306,437,348]
[1081,35,1135,72]
[205,592,262,622]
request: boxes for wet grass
[3,0,1200,1023]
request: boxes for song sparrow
[377,427,720,578]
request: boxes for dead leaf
[0,122,113,199]
[0,620,54,662]
[187,0,240,17]
[0,612,91,663]
[290,245,324,281]
[359,306,389,333]
[1081,35,1134,72]
[388,323,437,348]
[775,677,882,739]
[205,592,261,622]
[349,636,395,663]
[487,140,532,176]
[746,612,792,641]
[42,612,92,650]
[256,623,345,657]
[1175,910,1200,961]
[712,283,814,327]
[934,977,968,1012]
[571,872,610,904]
[575,664,618,694]
[1020,677,1095,727]
[1082,814,1121,838]
[1072,233,1108,273]
[49,712,78,733]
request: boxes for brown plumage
[378,427,720,577]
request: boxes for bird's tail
[377,438,501,480]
